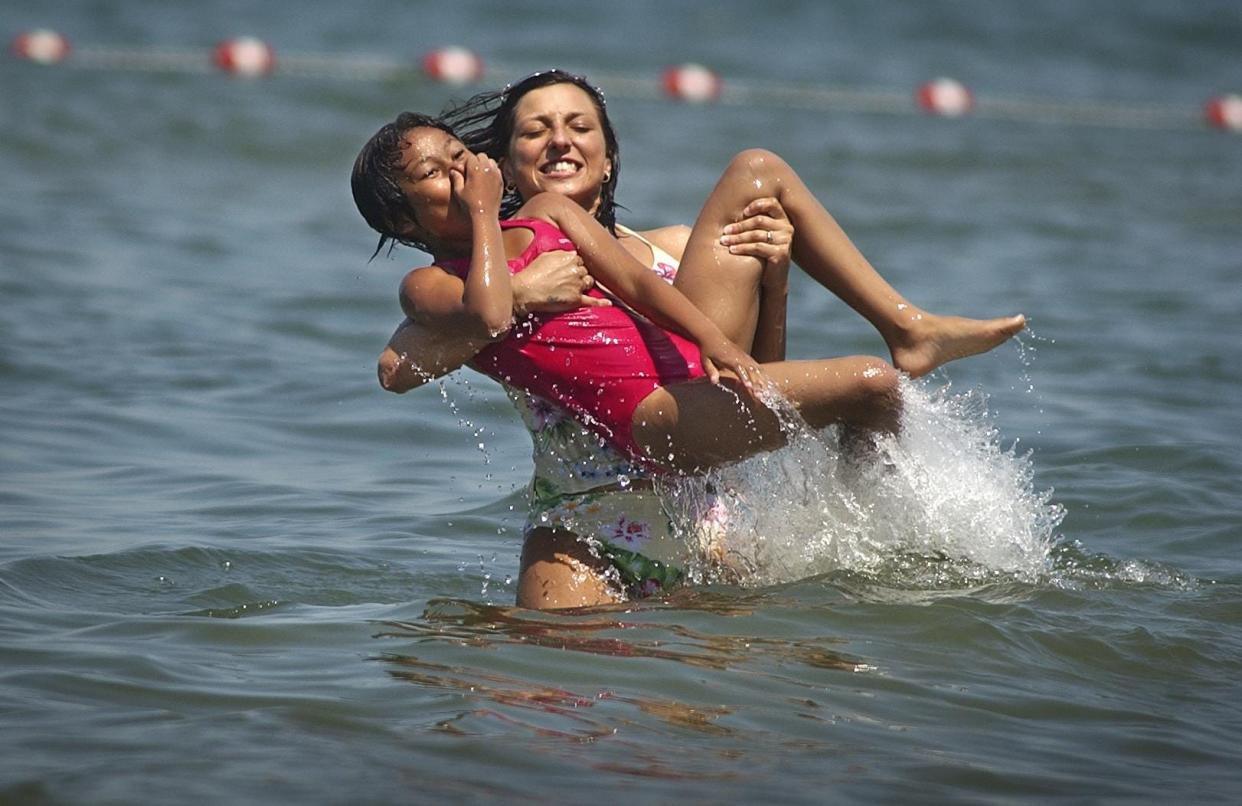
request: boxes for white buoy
[662,63,722,104]
[11,29,71,65]
[917,77,974,117]
[213,37,275,77]
[421,46,484,85]
[1204,94,1242,132]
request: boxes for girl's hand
[719,197,794,269]
[512,250,612,314]
[700,336,768,395]
[450,152,504,217]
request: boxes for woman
[379,73,800,608]
[354,99,1025,607]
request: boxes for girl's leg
[516,527,621,609]
[676,150,1025,377]
[632,356,901,472]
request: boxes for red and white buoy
[917,77,974,117]
[11,29,71,65]
[213,37,275,77]
[1204,94,1242,132]
[421,46,484,85]
[662,63,722,104]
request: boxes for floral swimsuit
[507,226,727,597]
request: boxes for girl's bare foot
[889,312,1026,377]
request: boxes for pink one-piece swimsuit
[441,219,705,461]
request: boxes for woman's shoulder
[629,224,690,261]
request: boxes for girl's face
[395,126,471,246]
[504,83,612,215]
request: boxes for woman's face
[504,83,612,215]
[395,126,470,245]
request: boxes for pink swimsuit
[442,219,705,461]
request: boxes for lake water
[3,1,1241,802]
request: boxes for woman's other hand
[512,250,613,315]
[719,196,793,274]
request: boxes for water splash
[660,376,1063,587]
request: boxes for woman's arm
[380,249,606,393]
[378,317,491,392]
[641,197,793,363]
[726,197,792,362]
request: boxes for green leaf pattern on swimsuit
[507,386,680,596]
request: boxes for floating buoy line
[10,30,1240,134]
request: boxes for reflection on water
[374,596,867,762]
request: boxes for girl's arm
[399,153,511,341]
[638,196,793,363]
[524,193,765,390]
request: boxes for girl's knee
[857,357,900,398]
[849,357,902,429]
[728,148,788,177]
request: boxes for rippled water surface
[3,0,1241,802]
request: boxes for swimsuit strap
[615,224,680,270]
[440,218,575,278]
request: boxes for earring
[602,171,612,184]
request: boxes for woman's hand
[512,250,613,315]
[719,197,794,272]
[450,152,504,217]
[699,335,769,395]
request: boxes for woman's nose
[548,124,570,148]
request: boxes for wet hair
[351,111,456,259]
[442,69,621,234]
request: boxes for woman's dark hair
[351,111,456,259]
[442,69,621,234]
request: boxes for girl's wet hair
[443,69,621,234]
[351,111,455,259]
